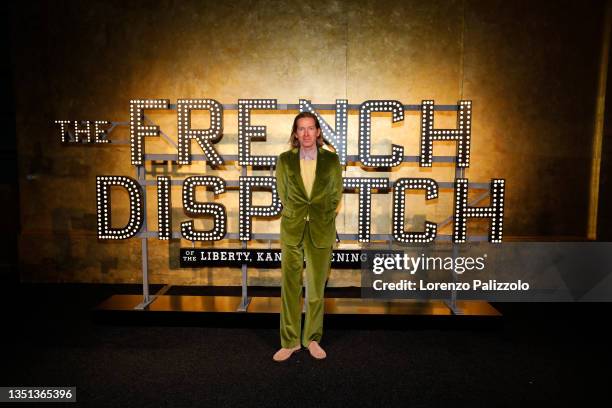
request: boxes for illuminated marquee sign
[56,98,506,244]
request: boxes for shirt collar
[299,146,318,161]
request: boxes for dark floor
[1,283,610,407]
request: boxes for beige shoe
[307,341,327,360]
[272,345,301,362]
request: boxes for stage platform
[95,292,501,317]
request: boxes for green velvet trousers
[280,223,332,348]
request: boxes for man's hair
[289,112,325,148]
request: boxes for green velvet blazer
[275,147,343,248]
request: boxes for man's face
[296,117,320,149]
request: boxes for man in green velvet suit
[272,112,343,362]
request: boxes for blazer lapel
[288,148,308,199]
[311,147,326,197]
